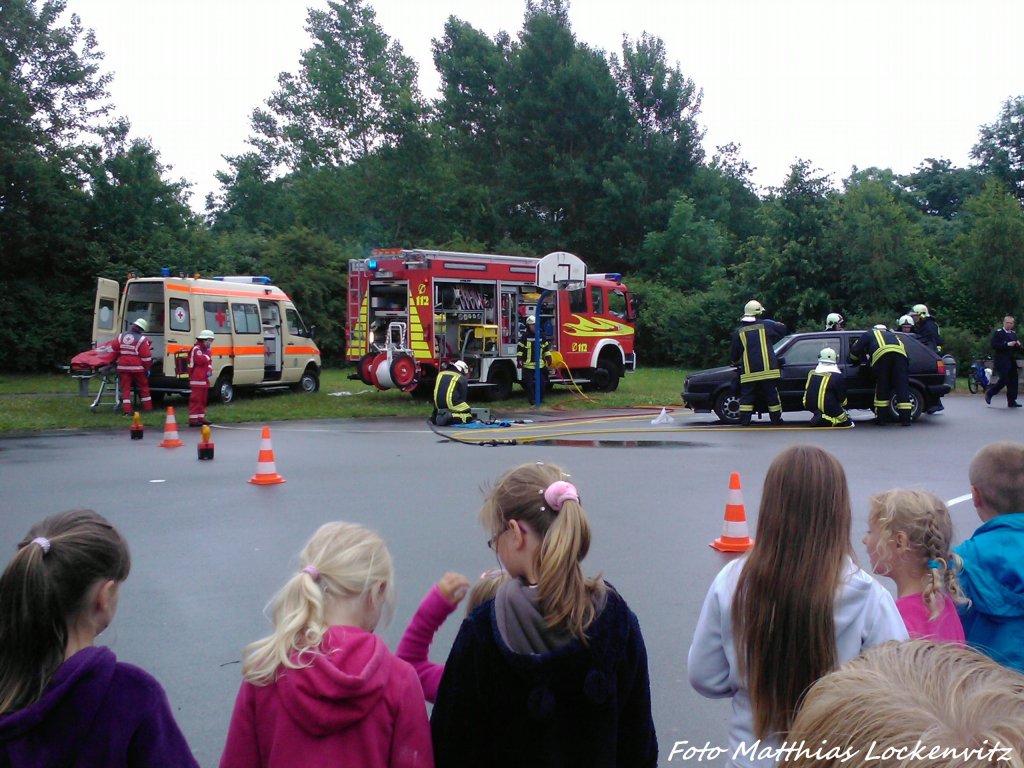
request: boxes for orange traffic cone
[710,472,754,552]
[158,407,184,448]
[248,426,285,485]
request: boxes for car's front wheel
[714,389,742,425]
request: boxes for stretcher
[70,347,120,412]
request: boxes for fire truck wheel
[357,353,378,385]
[389,354,417,390]
[485,364,514,401]
[590,358,621,392]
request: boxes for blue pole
[534,289,550,407]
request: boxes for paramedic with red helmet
[188,330,215,427]
[114,318,153,415]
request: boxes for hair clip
[927,559,943,570]
[31,537,50,555]
[302,564,320,581]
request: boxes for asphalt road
[0,390,1017,766]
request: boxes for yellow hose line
[449,423,829,443]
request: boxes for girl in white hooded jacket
[688,445,907,768]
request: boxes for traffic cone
[129,411,144,440]
[158,407,184,448]
[248,426,285,485]
[197,424,214,460]
[710,472,754,552]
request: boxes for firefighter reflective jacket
[803,370,848,424]
[433,370,471,415]
[113,331,152,373]
[849,328,907,366]
[730,319,786,383]
[517,332,552,370]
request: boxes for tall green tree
[830,177,934,320]
[637,195,728,292]
[247,0,426,170]
[734,161,836,328]
[954,179,1024,323]
[971,96,1024,204]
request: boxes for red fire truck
[346,249,637,400]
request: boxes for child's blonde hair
[788,640,1024,768]
[479,462,604,642]
[466,569,508,614]
[241,522,395,685]
[868,489,968,620]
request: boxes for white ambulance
[92,273,321,403]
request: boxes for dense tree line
[4,0,1024,373]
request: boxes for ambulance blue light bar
[212,276,273,285]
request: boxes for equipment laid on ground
[347,249,638,400]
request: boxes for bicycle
[967,358,993,394]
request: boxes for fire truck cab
[92,273,322,403]
[346,249,637,400]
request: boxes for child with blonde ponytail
[430,462,657,768]
[864,489,968,643]
[220,522,432,768]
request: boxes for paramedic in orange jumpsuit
[188,330,215,427]
[114,319,153,415]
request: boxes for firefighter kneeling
[803,347,851,427]
[431,360,477,426]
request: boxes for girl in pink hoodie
[220,522,433,768]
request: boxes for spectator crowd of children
[1,443,1022,766]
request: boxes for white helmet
[825,312,843,329]
[453,360,469,375]
[743,300,764,317]
[873,323,888,330]
[526,315,536,325]
[198,330,215,341]
[911,303,929,317]
[131,318,148,332]
[898,314,914,328]
[818,347,837,364]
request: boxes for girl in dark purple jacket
[0,509,198,768]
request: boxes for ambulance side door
[92,278,120,348]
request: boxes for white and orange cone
[158,407,184,448]
[248,426,285,485]
[710,471,754,552]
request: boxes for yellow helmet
[130,318,148,332]
[818,347,838,364]
[911,304,929,317]
[743,300,765,317]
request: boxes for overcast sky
[68,0,1024,211]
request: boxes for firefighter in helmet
[909,304,942,353]
[849,323,912,426]
[825,312,844,331]
[113,318,153,415]
[898,314,916,334]
[518,315,552,406]
[431,360,476,426]
[730,300,787,425]
[803,347,851,427]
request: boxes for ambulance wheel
[214,375,234,404]
[485,364,514,401]
[357,353,377,385]
[296,368,319,394]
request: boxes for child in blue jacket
[955,441,1024,673]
